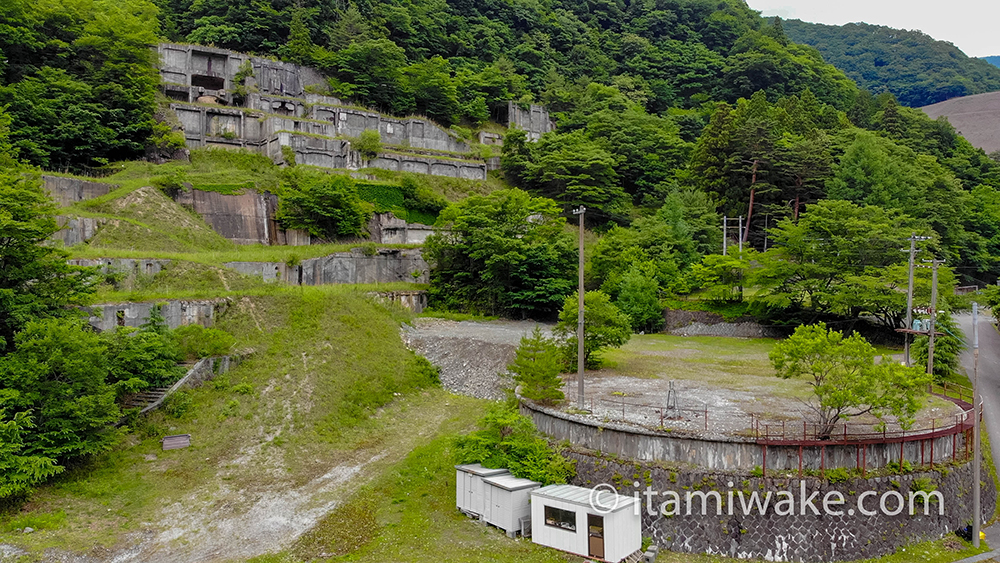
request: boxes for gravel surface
[402,319,964,440]
[401,318,554,400]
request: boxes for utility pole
[901,234,930,367]
[973,302,981,548]
[723,216,727,256]
[922,259,946,377]
[573,206,586,410]
[738,215,744,254]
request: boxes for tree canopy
[770,323,931,438]
[425,189,576,319]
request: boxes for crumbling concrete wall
[158,43,325,104]
[174,188,310,246]
[88,299,223,332]
[43,175,114,207]
[68,258,171,277]
[367,290,428,313]
[507,101,555,141]
[367,212,434,244]
[224,248,429,285]
[369,152,486,180]
[53,216,102,246]
[302,248,428,284]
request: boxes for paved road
[957,312,1000,546]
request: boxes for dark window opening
[165,89,189,102]
[544,506,576,532]
[191,74,225,90]
[116,310,125,327]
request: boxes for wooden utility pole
[573,206,586,410]
[973,302,982,548]
[901,234,930,367]
[922,259,946,377]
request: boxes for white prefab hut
[530,484,641,563]
[481,474,541,537]
[455,464,509,518]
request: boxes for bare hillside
[920,92,1000,153]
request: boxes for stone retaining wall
[570,451,994,561]
[69,258,172,277]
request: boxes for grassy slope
[0,287,444,557]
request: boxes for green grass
[355,167,507,202]
[289,431,575,563]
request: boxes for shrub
[232,381,255,395]
[355,129,381,159]
[276,171,371,240]
[455,400,575,485]
[172,325,236,361]
[281,145,297,167]
[163,390,194,418]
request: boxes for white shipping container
[455,464,509,517]
[482,474,541,537]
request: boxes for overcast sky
[745,1,1000,58]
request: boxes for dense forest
[781,19,1000,108]
[7,0,1000,500]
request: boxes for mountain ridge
[781,18,1000,107]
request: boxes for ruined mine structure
[156,43,554,181]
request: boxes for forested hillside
[983,56,1000,69]
[782,19,1000,107]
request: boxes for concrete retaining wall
[54,216,102,246]
[571,452,994,561]
[68,258,172,277]
[224,248,429,285]
[88,299,224,332]
[43,175,114,207]
[174,188,310,246]
[522,401,968,472]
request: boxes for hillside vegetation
[983,56,1000,69]
[782,19,1000,107]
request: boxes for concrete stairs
[122,387,171,410]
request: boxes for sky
[745,1,1000,58]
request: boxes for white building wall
[604,506,641,562]
[530,497,589,557]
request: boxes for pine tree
[509,328,565,406]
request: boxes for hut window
[544,506,576,532]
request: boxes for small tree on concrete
[770,323,930,439]
[554,291,631,370]
[509,327,564,405]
